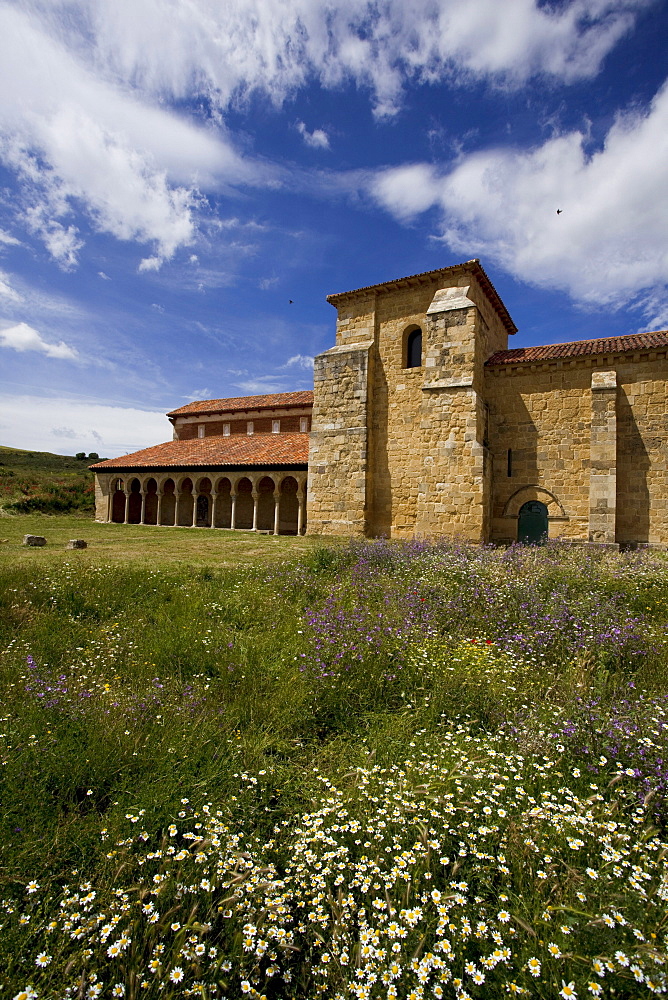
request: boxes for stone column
[192,493,199,527]
[230,491,237,529]
[589,370,617,545]
[156,490,163,526]
[173,491,181,527]
[251,491,259,531]
[123,492,131,524]
[297,488,306,536]
[210,493,218,528]
[140,491,147,524]
[106,491,113,523]
[273,491,280,535]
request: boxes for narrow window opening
[197,424,205,438]
[507,448,512,477]
[300,416,309,433]
[223,423,230,436]
[247,421,254,435]
[272,419,280,433]
[406,328,422,368]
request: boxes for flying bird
[289,299,294,304]
[556,209,563,215]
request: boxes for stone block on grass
[23,534,46,547]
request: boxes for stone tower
[307,260,516,539]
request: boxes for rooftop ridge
[486,330,668,367]
[91,432,309,470]
[326,259,517,336]
[167,389,314,418]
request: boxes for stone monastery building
[92,259,668,547]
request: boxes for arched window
[405,327,422,368]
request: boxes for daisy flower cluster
[7,724,668,999]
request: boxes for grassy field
[0,512,316,567]
[1,513,667,999]
[0,445,98,516]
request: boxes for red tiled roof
[167,390,313,418]
[327,259,518,335]
[486,330,668,366]
[91,433,309,470]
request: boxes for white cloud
[0,269,22,303]
[296,121,330,149]
[283,353,315,369]
[0,6,261,267]
[0,321,78,360]
[138,256,164,273]
[0,228,20,246]
[98,271,111,280]
[235,376,290,393]
[29,0,651,118]
[0,394,171,457]
[371,80,668,325]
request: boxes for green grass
[0,518,667,998]
[0,512,318,566]
[0,445,98,515]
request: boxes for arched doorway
[279,476,299,534]
[178,478,193,526]
[518,501,548,545]
[144,478,158,524]
[196,478,211,526]
[256,476,275,531]
[111,479,125,522]
[196,495,209,526]
[127,478,142,524]
[214,478,232,527]
[235,478,253,529]
[161,479,176,525]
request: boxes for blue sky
[0,0,666,457]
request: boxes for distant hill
[0,445,106,515]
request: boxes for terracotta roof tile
[486,330,668,367]
[167,390,313,418]
[91,433,309,470]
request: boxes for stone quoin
[91,260,668,546]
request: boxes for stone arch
[214,476,232,528]
[178,477,194,527]
[503,485,566,520]
[403,324,423,369]
[256,475,276,531]
[111,479,125,523]
[279,475,299,534]
[127,477,142,524]
[196,476,211,494]
[196,494,210,526]
[144,477,158,525]
[235,476,253,530]
[161,478,176,526]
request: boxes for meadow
[0,446,99,516]
[0,514,667,1000]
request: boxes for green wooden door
[518,500,548,545]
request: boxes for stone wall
[486,352,668,547]
[486,363,592,543]
[307,341,373,535]
[310,265,511,540]
[616,356,668,546]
